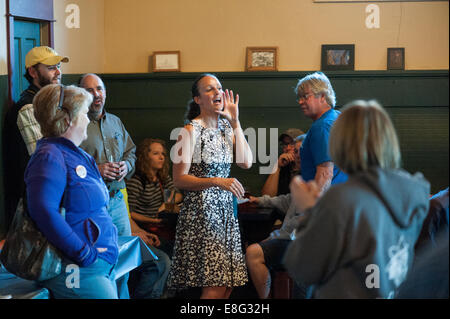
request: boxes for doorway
[12,20,41,102]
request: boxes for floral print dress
[167,119,248,290]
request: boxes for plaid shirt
[17,104,43,155]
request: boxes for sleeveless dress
[167,118,248,289]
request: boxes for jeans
[108,189,171,299]
[108,190,132,237]
[107,190,132,299]
[131,246,171,299]
[40,258,118,299]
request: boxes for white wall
[53,0,105,74]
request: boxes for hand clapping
[289,176,322,212]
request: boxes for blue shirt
[25,137,119,267]
[300,108,348,184]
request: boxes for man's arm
[261,167,281,197]
[314,161,334,192]
[117,122,136,181]
[261,152,295,196]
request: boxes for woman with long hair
[127,138,182,256]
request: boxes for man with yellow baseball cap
[24,46,69,88]
[2,46,69,230]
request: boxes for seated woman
[25,84,119,298]
[284,100,430,299]
[126,138,182,256]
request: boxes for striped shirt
[126,173,177,218]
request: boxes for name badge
[76,165,87,178]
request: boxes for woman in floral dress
[167,74,253,299]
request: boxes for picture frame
[321,44,355,71]
[152,51,180,72]
[387,48,405,70]
[246,47,278,71]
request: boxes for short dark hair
[24,65,39,84]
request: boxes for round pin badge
[76,165,87,178]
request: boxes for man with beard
[78,73,171,299]
[2,46,68,229]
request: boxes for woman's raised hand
[216,89,239,126]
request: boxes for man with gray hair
[294,71,347,192]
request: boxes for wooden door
[12,19,41,102]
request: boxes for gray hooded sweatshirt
[284,167,430,299]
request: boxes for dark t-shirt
[2,84,39,228]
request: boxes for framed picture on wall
[246,47,278,71]
[152,51,180,72]
[387,48,405,70]
[321,44,355,71]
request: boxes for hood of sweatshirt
[354,167,430,228]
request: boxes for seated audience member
[415,187,449,251]
[245,191,304,299]
[126,138,182,257]
[24,84,120,298]
[284,100,430,299]
[261,129,305,196]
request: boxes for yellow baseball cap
[25,46,69,68]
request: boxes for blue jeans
[40,258,118,299]
[108,190,132,237]
[131,246,171,299]
[107,190,132,299]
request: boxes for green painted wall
[1,70,448,237]
[63,70,449,195]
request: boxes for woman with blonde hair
[23,84,120,298]
[285,100,430,299]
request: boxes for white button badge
[76,165,87,178]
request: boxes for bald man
[78,74,170,299]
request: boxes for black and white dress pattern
[167,118,248,289]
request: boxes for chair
[272,271,293,299]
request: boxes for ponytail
[184,73,218,124]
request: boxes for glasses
[297,92,315,102]
[279,141,295,150]
[58,85,71,122]
[57,84,65,109]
